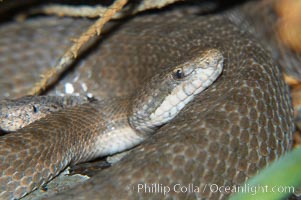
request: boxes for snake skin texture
[0,4,295,200]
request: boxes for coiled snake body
[0,6,295,200]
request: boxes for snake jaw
[129,49,224,134]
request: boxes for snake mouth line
[145,52,224,129]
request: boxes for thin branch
[30,4,123,18]
[28,0,128,95]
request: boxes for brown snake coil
[0,6,295,200]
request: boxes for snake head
[129,49,224,134]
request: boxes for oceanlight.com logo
[130,183,295,196]
[206,183,295,196]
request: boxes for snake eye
[33,105,38,113]
[173,68,185,80]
